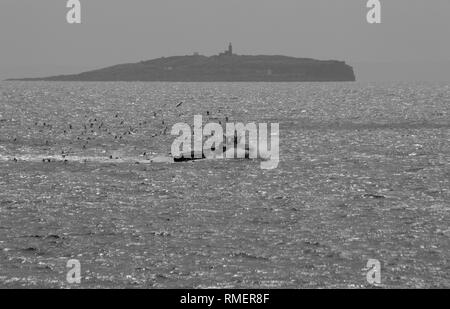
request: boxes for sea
[0,81,449,288]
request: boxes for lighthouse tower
[219,43,234,56]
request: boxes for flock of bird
[8,102,230,163]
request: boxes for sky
[1,0,450,81]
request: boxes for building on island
[219,43,233,56]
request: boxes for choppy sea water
[0,81,449,288]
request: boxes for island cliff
[10,44,356,82]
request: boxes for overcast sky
[1,0,450,81]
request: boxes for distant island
[10,44,356,82]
